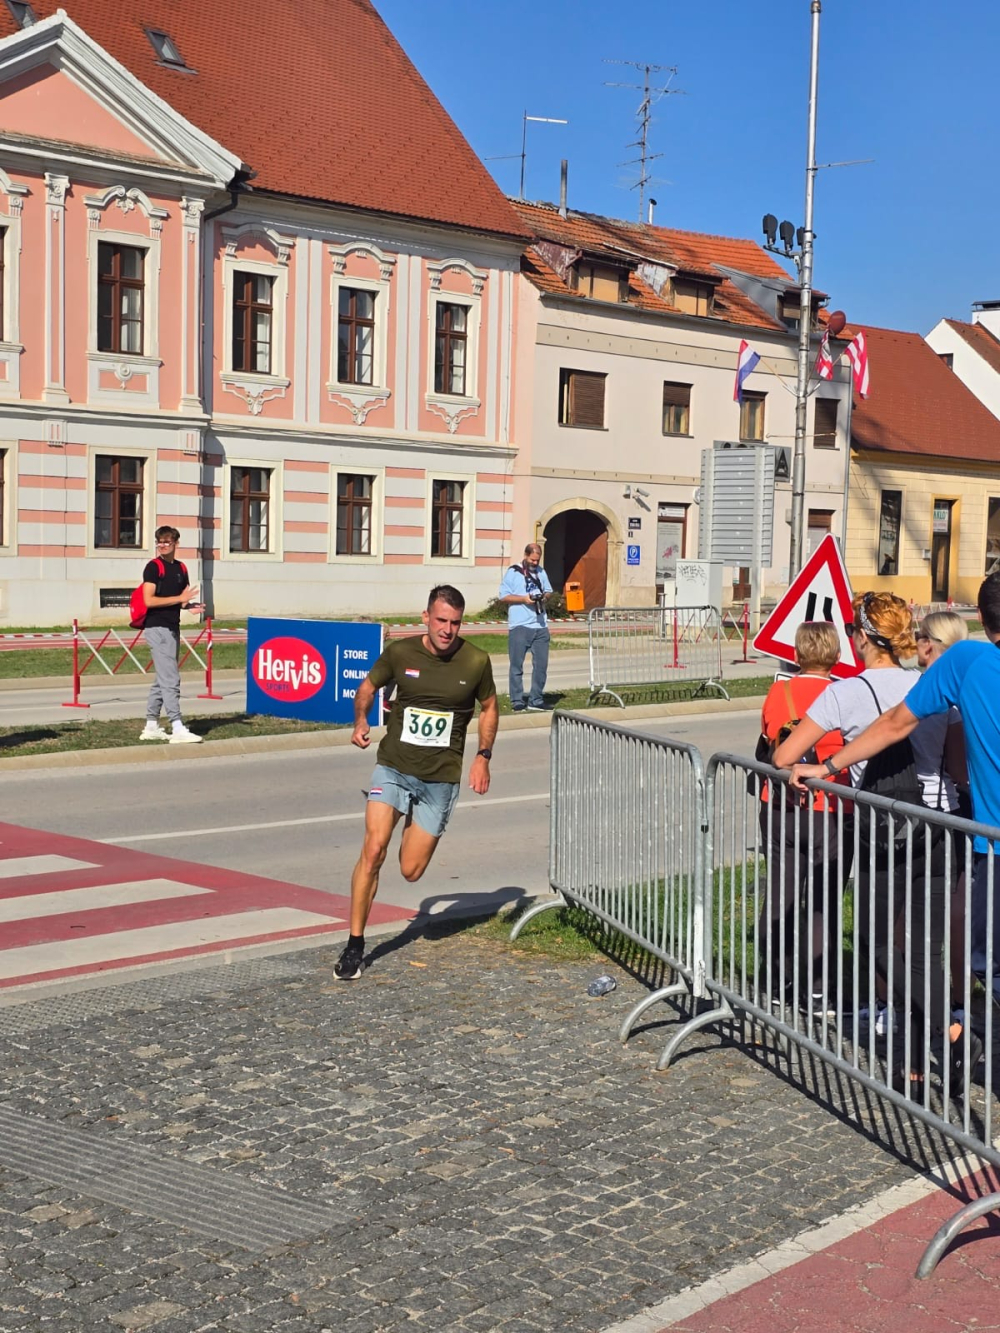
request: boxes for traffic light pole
[789,0,821,578]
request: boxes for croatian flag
[845,330,870,399]
[733,339,761,403]
[815,332,835,381]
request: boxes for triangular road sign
[752,534,862,679]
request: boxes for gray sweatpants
[145,625,182,723]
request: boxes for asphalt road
[0,708,764,920]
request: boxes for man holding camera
[499,542,552,712]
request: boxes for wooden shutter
[814,397,838,447]
[570,370,605,427]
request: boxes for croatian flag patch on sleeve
[405,668,420,678]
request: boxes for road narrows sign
[752,534,862,679]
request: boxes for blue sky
[376,0,999,335]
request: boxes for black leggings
[758,803,848,993]
[854,825,948,1067]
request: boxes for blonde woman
[917,611,970,1019]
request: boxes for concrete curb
[0,694,766,772]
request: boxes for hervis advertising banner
[245,618,383,725]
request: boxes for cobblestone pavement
[0,924,948,1332]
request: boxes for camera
[529,590,545,604]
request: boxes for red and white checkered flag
[815,332,835,381]
[845,330,870,399]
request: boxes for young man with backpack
[136,526,203,744]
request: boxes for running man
[335,584,499,980]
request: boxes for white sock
[171,720,185,732]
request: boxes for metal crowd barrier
[512,711,707,1029]
[587,604,728,707]
[525,713,1000,1276]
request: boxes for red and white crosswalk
[0,821,411,990]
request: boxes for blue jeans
[508,625,550,708]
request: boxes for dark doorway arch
[543,509,609,609]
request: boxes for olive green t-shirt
[368,636,496,784]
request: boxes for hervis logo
[252,637,327,702]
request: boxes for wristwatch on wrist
[823,756,840,776]
[476,748,493,760]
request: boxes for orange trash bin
[564,581,584,612]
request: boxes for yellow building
[846,325,1000,605]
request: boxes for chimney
[972,299,1000,340]
[559,159,568,217]
[647,197,658,225]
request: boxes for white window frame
[330,465,384,565]
[426,293,481,423]
[0,440,16,553]
[425,471,475,568]
[220,256,291,404]
[327,273,392,423]
[222,457,284,562]
[87,228,162,406]
[86,443,156,559]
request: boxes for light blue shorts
[367,763,461,838]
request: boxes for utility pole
[788,1,821,578]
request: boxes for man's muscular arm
[351,677,378,749]
[469,694,499,795]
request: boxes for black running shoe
[334,941,365,980]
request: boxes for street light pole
[789,0,821,578]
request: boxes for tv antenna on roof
[604,60,684,222]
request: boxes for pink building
[0,0,528,623]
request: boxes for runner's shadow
[363,887,531,969]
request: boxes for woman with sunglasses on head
[773,592,960,1092]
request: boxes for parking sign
[626,545,641,566]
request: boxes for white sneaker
[169,724,203,745]
[139,723,168,741]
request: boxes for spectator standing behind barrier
[792,576,1000,1046]
[776,592,973,1088]
[139,526,204,745]
[916,612,970,1016]
[499,543,553,712]
[756,622,846,1007]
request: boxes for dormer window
[673,281,714,317]
[3,0,36,26]
[571,261,628,304]
[145,28,191,70]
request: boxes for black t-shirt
[142,558,189,630]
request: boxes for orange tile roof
[944,319,1000,378]
[851,325,1000,464]
[0,0,526,238]
[511,200,792,331]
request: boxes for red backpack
[129,558,188,630]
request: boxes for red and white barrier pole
[197,617,223,701]
[62,619,89,709]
